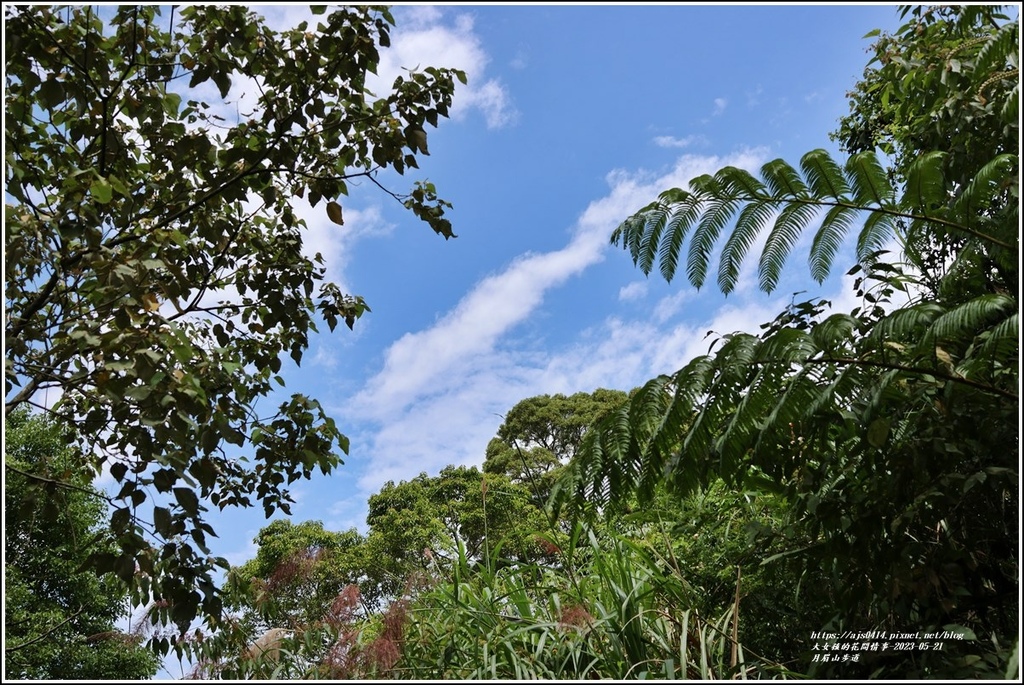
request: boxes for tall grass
[390,527,795,679]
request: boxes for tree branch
[4,463,116,506]
[4,606,87,653]
[816,354,1018,401]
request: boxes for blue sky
[79,3,913,673]
[194,2,907,560]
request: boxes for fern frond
[1000,80,1018,123]
[845,151,896,207]
[901,151,949,213]
[759,201,819,292]
[752,370,834,477]
[718,166,768,199]
[976,312,1019,361]
[612,148,1001,297]
[855,210,897,263]
[718,362,783,479]
[869,302,945,344]
[673,355,742,479]
[657,194,703,283]
[809,359,869,416]
[950,153,1018,225]
[638,204,671,277]
[760,159,810,198]
[687,194,741,289]
[857,367,906,427]
[801,149,850,200]
[756,326,819,365]
[718,200,776,294]
[612,209,651,262]
[927,293,1016,344]
[810,204,859,283]
[810,313,860,353]
[974,20,1019,81]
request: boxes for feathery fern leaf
[638,204,671,277]
[688,194,742,290]
[926,293,1016,345]
[949,153,1018,228]
[801,149,851,200]
[973,20,1019,84]
[855,210,897,263]
[901,151,949,213]
[809,204,859,283]
[1000,80,1018,123]
[719,166,767,198]
[658,195,702,283]
[759,201,819,292]
[810,313,860,353]
[869,302,945,344]
[846,151,896,207]
[760,158,809,199]
[610,148,986,295]
[718,200,776,294]
[975,312,1019,363]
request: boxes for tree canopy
[4,5,463,643]
[4,4,1017,680]
[484,389,628,507]
[5,410,161,679]
[559,4,1018,678]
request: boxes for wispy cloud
[379,8,519,129]
[300,204,393,296]
[746,85,764,108]
[252,5,513,299]
[256,6,517,130]
[510,49,529,70]
[712,97,728,116]
[618,281,648,301]
[338,149,780,500]
[653,134,704,149]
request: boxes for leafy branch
[4,606,88,653]
[613,149,1017,294]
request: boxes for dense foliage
[4,4,462,644]
[5,410,160,679]
[559,4,1018,678]
[5,4,1016,681]
[484,389,628,507]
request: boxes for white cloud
[746,85,764,108]
[339,148,777,500]
[300,204,393,295]
[653,134,702,149]
[618,281,648,301]
[652,289,694,323]
[510,49,529,70]
[347,229,606,419]
[401,5,445,27]
[257,6,517,130]
[375,8,518,129]
[713,97,728,115]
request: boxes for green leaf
[405,125,429,155]
[153,468,177,492]
[153,506,173,537]
[111,507,131,533]
[174,487,200,516]
[163,91,182,118]
[110,461,128,482]
[91,176,114,204]
[326,201,344,226]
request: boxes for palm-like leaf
[610,148,1013,296]
[577,8,1018,678]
